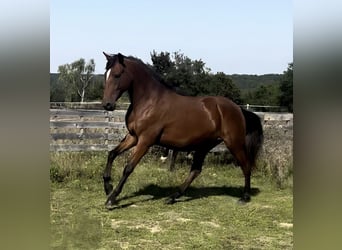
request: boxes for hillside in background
[50,73,282,101]
[229,74,282,94]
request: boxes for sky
[50,0,292,75]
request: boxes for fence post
[79,115,84,145]
[104,111,109,146]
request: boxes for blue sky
[50,1,292,75]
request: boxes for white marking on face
[106,68,111,81]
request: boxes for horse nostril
[103,103,115,111]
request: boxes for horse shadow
[113,184,260,209]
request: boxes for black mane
[124,55,185,94]
[105,53,187,95]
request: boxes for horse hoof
[238,194,251,205]
[165,197,176,205]
[105,198,118,210]
[237,198,248,205]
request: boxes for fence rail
[241,104,288,112]
[50,102,288,112]
[50,101,130,110]
[50,108,127,118]
[50,107,293,152]
[50,121,126,129]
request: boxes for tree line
[50,51,292,112]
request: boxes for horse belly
[159,117,218,149]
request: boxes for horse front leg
[105,141,149,209]
[103,134,137,195]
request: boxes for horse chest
[125,110,159,136]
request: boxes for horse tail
[241,108,264,168]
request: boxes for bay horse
[102,52,263,209]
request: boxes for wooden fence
[50,107,293,152]
[50,101,130,110]
[50,102,288,112]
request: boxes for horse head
[102,52,132,111]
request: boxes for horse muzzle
[103,102,116,111]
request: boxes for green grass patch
[51,152,292,249]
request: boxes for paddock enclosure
[50,102,293,249]
[50,102,292,153]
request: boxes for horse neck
[127,61,167,109]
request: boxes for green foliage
[50,73,65,102]
[84,76,104,101]
[230,74,282,107]
[236,63,292,110]
[150,50,174,75]
[244,84,280,106]
[50,152,108,182]
[210,72,243,104]
[230,74,282,91]
[51,152,293,249]
[150,51,243,103]
[279,63,293,112]
[50,73,104,102]
[50,53,290,107]
[57,58,96,102]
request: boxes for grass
[50,152,292,249]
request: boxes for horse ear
[103,52,112,61]
[118,53,124,65]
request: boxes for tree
[279,63,293,112]
[85,75,104,101]
[58,58,95,102]
[50,73,65,102]
[244,84,280,106]
[168,51,211,95]
[210,72,243,104]
[150,50,174,76]
[150,51,242,102]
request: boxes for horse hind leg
[166,150,207,204]
[225,141,252,203]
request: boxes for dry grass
[50,152,293,249]
[257,121,293,188]
[50,110,293,249]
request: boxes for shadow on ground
[112,184,260,209]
